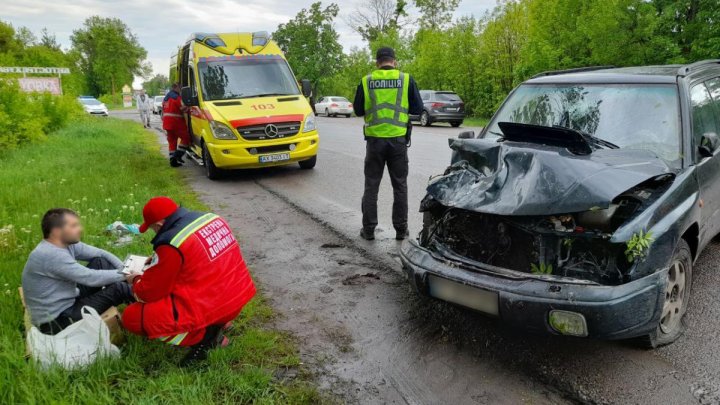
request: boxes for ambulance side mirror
[181,86,198,107]
[301,79,312,98]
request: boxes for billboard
[18,77,62,95]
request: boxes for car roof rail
[530,66,615,79]
[677,59,720,76]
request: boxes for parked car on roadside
[152,96,164,115]
[410,90,465,127]
[401,60,720,348]
[77,96,108,116]
[314,96,353,117]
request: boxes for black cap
[376,47,396,61]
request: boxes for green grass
[0,118,324,404]
[463,116,490,128]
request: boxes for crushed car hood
[426,138,674,216]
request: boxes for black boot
[170,157,182,168]
[180,324,228,367]
[360,227,375,241]
[395,228,409,240]
[175,148,187,164]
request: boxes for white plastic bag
[27,306,120,370]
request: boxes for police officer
[353,47,423,241]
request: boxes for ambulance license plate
[259,153,290,163]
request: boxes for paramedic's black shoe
[360,228,375,241]
[180,325,227,367]
[169,158,182,168]
[395,228,409,240]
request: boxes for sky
[1,0,496,87]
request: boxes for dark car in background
[401,60,720,347]
[411,90,466,127]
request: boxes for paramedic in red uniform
[162,83,191,167]
[122,197,256,366]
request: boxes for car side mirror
[180,86,198,107]
[301,79,312,98]
[699,132,720,158]
[458,130,475,139]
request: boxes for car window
[332,97,349,103]
[690,83,720,157]
[436,92,461,102]
[421,92,430,101]
[484,84,682,165]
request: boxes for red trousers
[166,128,190,157]
[122,303,240,347]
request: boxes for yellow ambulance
[170,32,319,179]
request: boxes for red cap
[139,197,179,233]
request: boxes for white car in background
[314,96,353,118]
[77,96,108,116]
[152,96,164,115]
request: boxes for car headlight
[210,120,237,140]
[303,114,316,133]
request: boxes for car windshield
[155,96,164,102]
[79,98,101,105]
[198,57,300,101]
[436,92,461,101]
[485,84,681,164]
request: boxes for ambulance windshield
[198,57,300,101]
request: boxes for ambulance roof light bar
[252,31,270,47]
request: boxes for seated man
[122,197,256,366]
[22,208,135,335]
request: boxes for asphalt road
[116,110,720,404]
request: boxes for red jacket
[132,208,256,338]
[162,90,186,131]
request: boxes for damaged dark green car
[401,60,720,347]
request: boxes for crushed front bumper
[400,240,667,340]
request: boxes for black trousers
[361,136,409,231]
[37,257,134,335]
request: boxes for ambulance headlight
[302,114,316,133]
[210,120,237,140]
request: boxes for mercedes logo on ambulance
[264,124,279,138]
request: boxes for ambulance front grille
[236,122,301,141]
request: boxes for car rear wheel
[451,121,463,128]
[345,114,351,118]
[420,111,432,127]
[636,239,692,348]
[298,155,317,170]
[325,108,332,117]
[202,142,222,180]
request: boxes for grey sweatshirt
[21,240,125,325]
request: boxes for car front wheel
[637,239,693,348]
[202,142,222,180]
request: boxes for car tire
[202,142,223,180]
[325,108,331,117]
[298,155,317,170]
[345,114,351,118]
[636,239,693,348]
[451,121,463,128]
[420,111,432,127]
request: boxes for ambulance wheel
[420,111,432,127]
[202,142,222,180]
[299,155,317,170]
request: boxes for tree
[14,27,37,48]
[143,74,170,96]
[39,28,61,51]
[414,0,461,29]
[70,16,150,96]
[346,0,409,42]
[273,2,344,98]
[652,0,720,61]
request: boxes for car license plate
[446,107,459,112]
[259,153,290,163]
[428,275,499,315]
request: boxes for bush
[0,80,83,150]
[98,93,124,109]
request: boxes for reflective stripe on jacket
[361,69,410,138]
